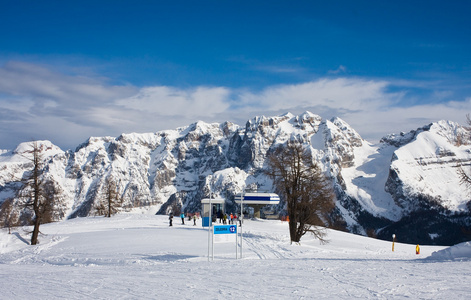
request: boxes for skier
[181,213,185,225]
[169,212,173,227]
[218,210,223,223]
[193,214,197,226]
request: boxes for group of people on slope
[217,211,241,226]
[169,212,198,226]
[169,211,242,226]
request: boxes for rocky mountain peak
[1,113,470,245]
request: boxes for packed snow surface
[1,214,470,299]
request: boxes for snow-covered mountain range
[1,112,470,245]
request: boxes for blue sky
[1,1,470,150]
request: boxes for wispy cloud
[0,61,134,105]
[115,86,230,116]
[328,65,347,75]
[226,56,306,75]
[0,61,136,147]
[252,64,305,74]
[0,61,469,149]
[235,78,396,112]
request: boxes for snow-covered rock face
[386,121,471,212]
[1,113,470,245]
[323,117,363,168]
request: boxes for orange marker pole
[392,234,396,252]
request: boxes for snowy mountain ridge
[1,112,470,245]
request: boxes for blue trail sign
[214,225,237,235]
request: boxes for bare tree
[171,202,181,216]
[459,167,471,188]
[39,179,67,223]
[0,198,17,234]
[95,176,122,217]
[266,142,335,244]
[16,142,61,245]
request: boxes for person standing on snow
[169,212,173,227]
[193,214,197,226]
[218,210,223,223]
[181,213,185,225]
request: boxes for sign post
[213,224,238,259]
[201,197,225,261]
[240,189,243,259]
[208,196,212,261]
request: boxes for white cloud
[336,99,471,141]
[229,78,469,142]
[115,86,230,117]
[0,61,135,106]
[236,78,397,112]
[0,61,469,150]
[328,65,347,74]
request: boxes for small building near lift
[201,198,225,227]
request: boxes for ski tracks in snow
[2,234,67,265]
[242,231,294,260]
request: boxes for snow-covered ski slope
[1,213,470,299]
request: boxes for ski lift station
[234,193,280,218]
[201,193,280,227]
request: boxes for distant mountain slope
[1,112,470,245]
